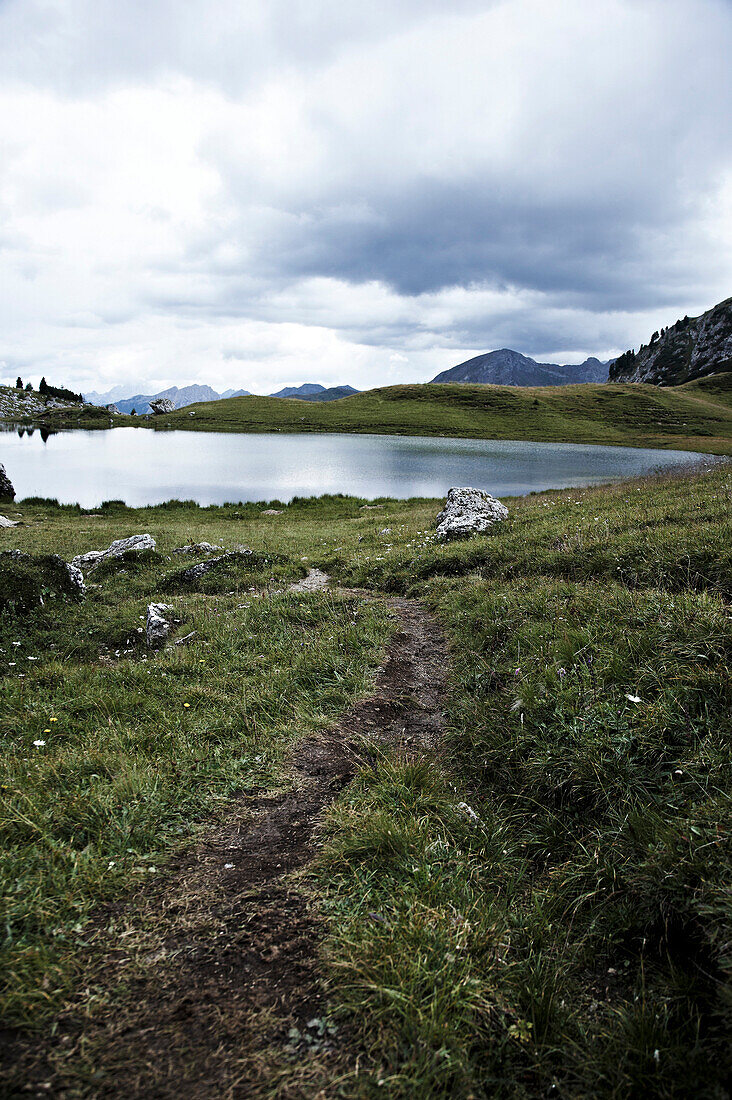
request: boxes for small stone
[172,542,223,554]
[146,603,174,647]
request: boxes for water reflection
[0,427,712,508]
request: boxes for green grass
[0,497,397,1026]
[32,373,732,455]
[1,465,730,1098]
[313,463,732,1097]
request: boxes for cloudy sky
[1,0,731,397]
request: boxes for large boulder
[0,464,15,501]
[149,397,175,415]
[72,533,156,573]
[105,403,121,415]
[435,487,508,541]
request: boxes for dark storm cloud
[241,181,686,306]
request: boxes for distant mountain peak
[269,383,358,402]
[270,383,326,398]
[432,349,608,387]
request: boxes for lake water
[0,427,709,508]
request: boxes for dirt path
[4,581,447,1099]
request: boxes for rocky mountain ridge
[432,348,609,387]
[609,296,732,385]
[87,384,251,416]
[86,381,357,411]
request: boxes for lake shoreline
[8,374,731,456]
[0,426,718,509]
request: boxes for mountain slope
[432,349,608,386]
[145,376,732,455]
[610,297,732,385]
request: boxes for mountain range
[84,384,251,415]
[85,382,358,412]
[431,349,610,387]
[609,296,732,385]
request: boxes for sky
[1,0,731,397]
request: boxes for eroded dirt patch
[2,590,447,1099]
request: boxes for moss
[0,553,82,615]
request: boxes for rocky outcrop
[0,515,19,528]
[0,385,85,421]
[0,464,15,501]
[435,487,509,541]
[72,533,156,573]
[105,404,121,415]
[149,397,175,415]
[609,296,732,386]
[146,603,174,647]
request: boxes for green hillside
[144,373,732,454]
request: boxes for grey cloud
[0,0,491,95]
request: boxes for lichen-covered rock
[0,464,15,501]
[64,561,86,596]
[149,397,175,415]
[146,603,174,647]
[72,534,156,573]
[172,542,223,554]
[435,487,508,541]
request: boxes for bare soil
[1,590,447,1099]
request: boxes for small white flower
[625,694,642,704]
[224,862,234,869]
[32,739,46,747]
[108,861,116,868]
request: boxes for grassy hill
[145,373,732,455]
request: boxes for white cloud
[0,0,730,396]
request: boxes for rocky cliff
[609,297,732,385]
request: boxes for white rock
[0,515,19,528]
[435,487,508,541]
[72,533,156,572]
[172,542,223,554]
[149,397,175,415]
[146,603,173,647]
[64,561,86,596]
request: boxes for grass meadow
[0,463,730,1097]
